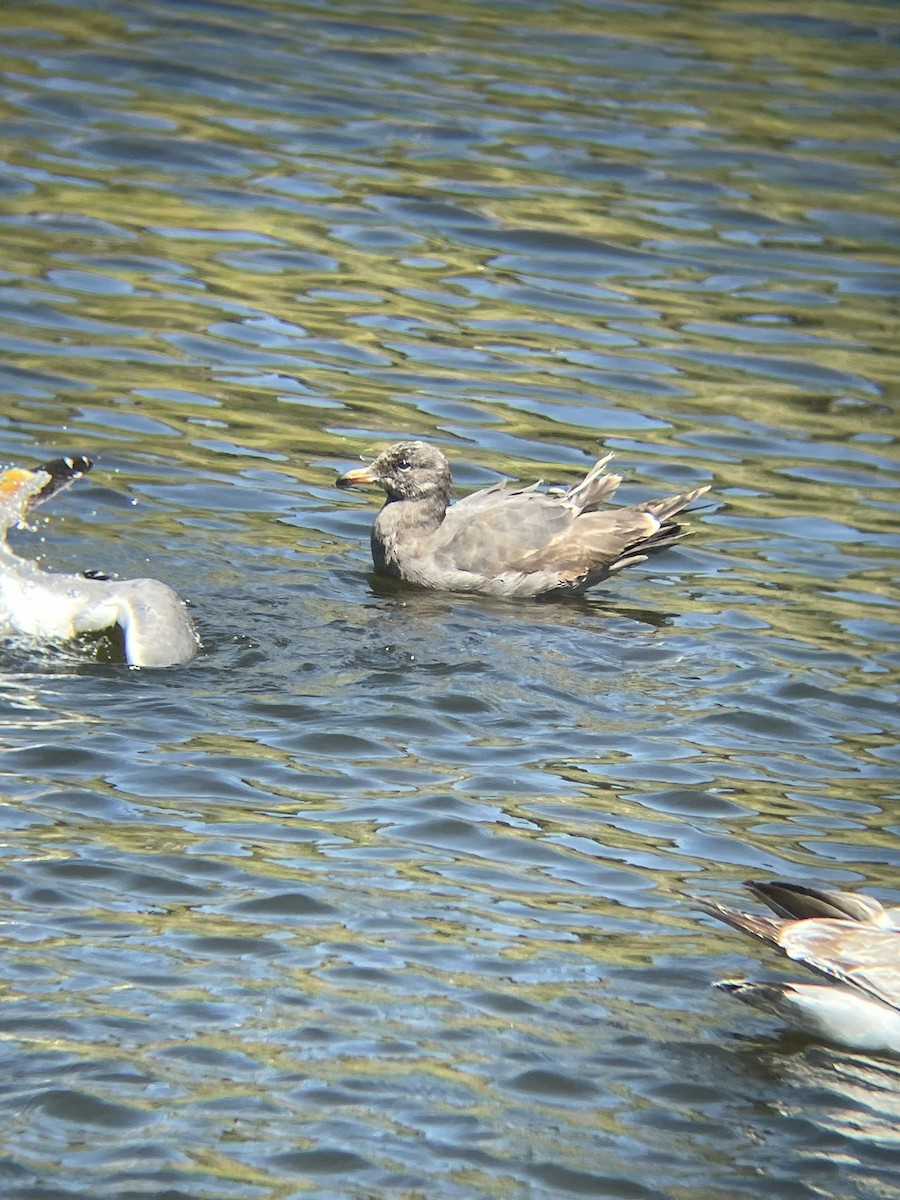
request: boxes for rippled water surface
[1,1,899,1197]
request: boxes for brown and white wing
[779,921,900,1013]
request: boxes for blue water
[0,1,898,1197]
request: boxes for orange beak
[336,463,379,489]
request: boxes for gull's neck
[372,491,449,575]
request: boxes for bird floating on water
[337,441,710,597]
[0,455,199,668]
[698,880,900,1053]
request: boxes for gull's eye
[396,458,412,471]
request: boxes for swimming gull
[0,456,199,667]
[336,441,710,596]
[698,880,900,1053]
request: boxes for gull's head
[336,441,453,503]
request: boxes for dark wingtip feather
[744,880,887,924]
[34,455,94,505]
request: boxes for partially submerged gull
[699,880,900,1053]
[337,441,710,597]
[0,456,199,667]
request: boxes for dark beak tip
[336,466,377,489]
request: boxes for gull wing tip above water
[699,881,900,1054]
[743,879,900,928]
